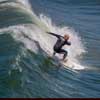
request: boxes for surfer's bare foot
[61,58,68,62]
[63,59,68,63]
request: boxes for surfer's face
[64,35,69,40]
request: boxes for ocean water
[0,0,100,98]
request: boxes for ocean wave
[0,0,99,98]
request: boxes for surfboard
[61,59,84,70]
[48,53,84,70]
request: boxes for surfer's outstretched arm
[47,32,61,38]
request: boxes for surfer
[47,32,71,62]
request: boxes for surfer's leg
[63,51,67,60]
[59,49,68,60]
[53,46,57,56]
[53,51,56,55]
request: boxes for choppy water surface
[0,0,100,98]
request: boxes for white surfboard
[48,52,84,70]
[61,59,84,70]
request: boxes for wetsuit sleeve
[47,32,61,38]
[65,41,71,45]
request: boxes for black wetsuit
[47,32,71,60]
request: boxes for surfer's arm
[65,41,71,45]
[47,32,61,38]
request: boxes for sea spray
[0,0,86,70]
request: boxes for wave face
[0,0,100,98]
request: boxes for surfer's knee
[64,52,67,57]
[65,51,68,56]
[62,50,67,56]
[53,51,56,55]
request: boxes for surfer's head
[64,34,69,40]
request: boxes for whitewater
[0,0,86,70]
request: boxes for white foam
[39,14,86,58]
[0,0,86,70]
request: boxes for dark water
[0,0,100,98]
